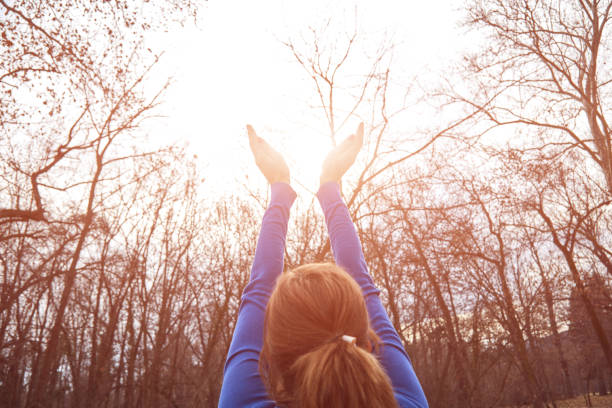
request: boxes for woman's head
[260,263,397,407]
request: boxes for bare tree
[457,0,612,191]
[0,1,204,406]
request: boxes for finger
[246,124,256,137]
[246,124,258,150]
[248,125,272,162]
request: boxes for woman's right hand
[320,123,364,185]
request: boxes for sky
[146,0,470,195]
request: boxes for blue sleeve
[218,182,296,408]
[316,182,429,408]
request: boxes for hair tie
[341,335,357,345]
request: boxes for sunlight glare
[145,0,464,195]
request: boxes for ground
[509,394,612,408]
[553,394,612,408]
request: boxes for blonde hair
[260,263,398,407]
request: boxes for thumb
[247,124,259,151]
[356,122,364,146]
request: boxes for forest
[1,1,611,407]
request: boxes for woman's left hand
[247,125,290,185]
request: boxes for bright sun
[280,129,332,194]
[149,0,461,195]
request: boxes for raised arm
[218,127,296,408]
[317,124,428,408]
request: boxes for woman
[218,123,428,407]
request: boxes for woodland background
[1,1,611,407]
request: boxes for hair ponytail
[290,339,397,408]
[260,263,399,407]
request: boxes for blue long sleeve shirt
[218,182,428,408]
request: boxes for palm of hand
[320,123,364,185]
[247,125,290,185]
